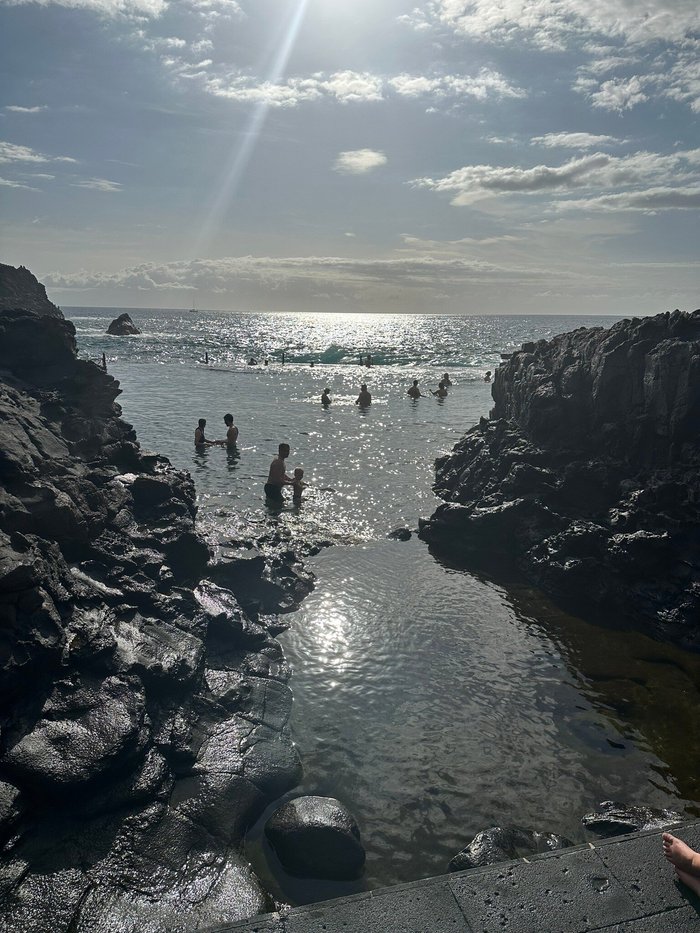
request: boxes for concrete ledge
[210,820,700,932]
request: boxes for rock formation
[449,826,573,872]
[107,312,140,335]
[265,796,365,880]
[420,310,700,643]
[0,264,305,932]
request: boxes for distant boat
[188,304,197,313]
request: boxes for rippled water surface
[73,308,700,899]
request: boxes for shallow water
[73,308,700,899]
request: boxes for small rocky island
[0,265,308,931]
[421,309,700,644]
[107,311,141,335]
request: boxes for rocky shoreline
[420,308,700,646]
[0,264,311,931]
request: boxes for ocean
[72,307,700,903]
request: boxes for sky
[0,0,698,314]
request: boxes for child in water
[292,468,307,502]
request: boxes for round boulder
[107,313,140,336]
[265,796,365,879]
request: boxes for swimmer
[355,383,372,407]
[264,443,293,502]
[663,833,700,895]
[291,467,307,502]
[101,352,107,370]
[366,354,373,368]
[359,354,364,366]
[442,372,452,386]
[407,380,422,399]
[248,357,257,366]
[223,413,239,446]
[194,418,214,448]
[264,358,269,366]
[321,388,331,406]
[205,351,209,364]
[484,370,492,382]
[432,381,448,399]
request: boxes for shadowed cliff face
[0,264,304,932]
[421,309,700,644]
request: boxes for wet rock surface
[448,825,574,872]
[265,795,366,880]
[0,264,307,932]
[107,312,141,335]
[582,801,684,838]
[420,309,700,644]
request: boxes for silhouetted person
[407,380,422,399]
[484,370,492,382]
[195,418,213,448]
[292,467,306,503]
[442,372,452,386]
[223,413,239,446]
[355,384,372,407]
[321,388,331,406]
[101,353,107,370]
[359,354,364,366]
[432,381,447,399]
[248,357,257,365]
[205,351,209,364]
[265,443,293,502]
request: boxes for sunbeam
[192,0,311,258]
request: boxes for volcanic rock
[0,263,303,931]
[448,825,574,871]
[421,309,700,643]
[107,312,140,335]
[582,801,683,837]
[265,795,365,880]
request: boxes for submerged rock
[0,263,305,932]
[448,825,574,871]
[582,801,683,837]
[107,312,140,335]
[265,795,365,880]
[421,309,700,643]
[388,527,412,541]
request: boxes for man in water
[484,370,492,382]
[355,384,371,407]
[321,388,331,406]
[432,381,448,399]
[223,413,239,446]
[442,372,452,386]
[265,443,293,502]
[407,380,422,399]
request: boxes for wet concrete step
[209,820,700,932]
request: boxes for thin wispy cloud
[71,177,122,191]
[0,140,76,164]
[5,104,48,113]
[333,149,387,175]
[0,0,166,15]
[531,132,625,149]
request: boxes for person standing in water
[321,388,331,407]
[432,381,448,399]
[194,418,214,448]
[442,372,452,386]
[484,370,492,382]
[291,468,307,502]
[355,384,372,407]
[101,352,107,370]
[407,380,422,399]
[265,443,293,502]
[223,413,239,446]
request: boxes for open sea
[72,307,700,904]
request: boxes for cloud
[389,68,525,101]
[404,1,700,49]
[531,132,625,148]
[204,70,384,107]
[0,0,166,15]
[333,149,387,174]
[71,177,122,191]
[412,148,700,206]
[5,105,48,113]
[558,187,700,212]
[0,175,38,190]
[0,140,77,164]
[588,75,649,110]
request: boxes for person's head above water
[412,379,419,386]
[360,383,367,391]
[224,413,234,426]
[278,443,290,458]
[294,467,304,479]
[198,418,206,429]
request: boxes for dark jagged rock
[582,801,683,837]
[421,309,700,643]
[448,825,574,871]
[107,312,141,336]
[388,527,412,541]
[265,796,365,880]
[0,264,304,931]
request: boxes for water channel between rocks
[73,309,700,904]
